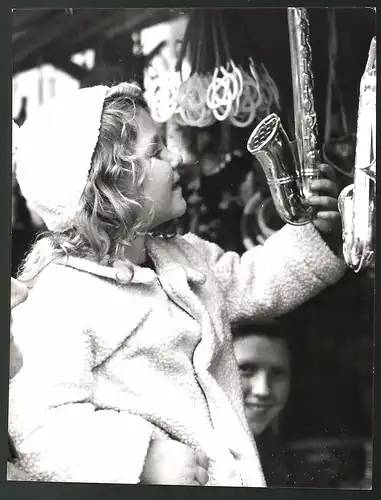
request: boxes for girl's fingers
[307,196,338,210]
[315,211,342,220]
[195,465,209,486]
[310,179,338,197]
[319,162,337,182]
[195,451,209,470]
[11,278,28,310]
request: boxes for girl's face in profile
[234,334,291,436]
[134,108,186,229]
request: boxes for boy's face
[233,334,291,436]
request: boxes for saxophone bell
[247,113,316,225]
[247,8,320,227]
[338,177,375,272]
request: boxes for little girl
[9,82,346,486]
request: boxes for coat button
[113,261,134,284]
[115,269,133,284]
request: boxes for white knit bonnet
[15,85,137,231]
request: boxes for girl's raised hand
[307,163,343,256]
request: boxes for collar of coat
[55,234,207,286]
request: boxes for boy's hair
[231,319,290,344]
[17,82,175,287]
[231,319,305,382]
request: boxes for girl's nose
[161,148,183,168]
[169,151,183,169]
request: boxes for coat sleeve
[8,272,155,484]
[184,223,347,323]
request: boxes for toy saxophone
[338,37,376,272]
[246,7,320,225]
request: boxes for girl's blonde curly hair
[18,82,176,287]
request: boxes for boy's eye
[239,363,258,377]
[271,368,288,378]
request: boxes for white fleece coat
[9,224,346,485]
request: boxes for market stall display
[144,10,281,129]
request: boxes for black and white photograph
[8,6,375,491]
